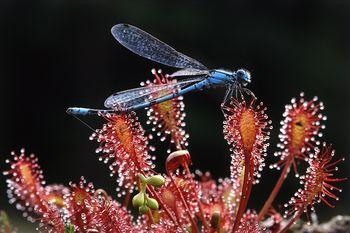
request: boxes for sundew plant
[2,66,346,233]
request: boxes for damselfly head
[235,69,251,86]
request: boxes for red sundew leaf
[259,93,326,221]
[91,112,155,194]
[64,179,95,231]
[160,187,177,210]
[235,210,263,233]
[223,95,272,232]
[3,149,50,218]
[223,97,272,184]
[134,217,183,233]
[3,150,69,231]
[271,93,326,173]
[65,177,135,233]
[92,197,135,233]
[37,204,66,233]
[144,69,189,152]
[284,143,346,220]
[43,184,70,207]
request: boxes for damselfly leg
[220,83,256,114]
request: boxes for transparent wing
[111,24,207,70]
[104,77,206,111]
[170,68,210,78]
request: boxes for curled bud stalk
[165,150,192,174]
[162,150,200,232]
[279,144,346,233]
[223,96,272,232]
[91,112,155,195]
[259,93,325,220]
[144,69,189,152]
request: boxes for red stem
[277,210,302,233]
[147,209,155,225]
[123,187,131,208]
[198,202,210,230]
[167,141,202,231]
[174,137,183,150]
[258,158,292,220]
[169,174,199,233]
[231,154,253,232]
[146,184,179,226]
[183,157,210,231]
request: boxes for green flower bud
[65,224,75,233]
[146,175,165,188]
[132,192,145,207]
[146,197,159,210]
[139,205,150,214]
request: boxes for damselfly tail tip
[66,107,76,115]
[67,107,88,116]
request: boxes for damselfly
[67,24,253,116]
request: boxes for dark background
[1,0,349,231]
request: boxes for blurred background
[1,0,349,231]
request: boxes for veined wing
[170,68,210,78]
[104,76,206,111]
[111,24,207,70]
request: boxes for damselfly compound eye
[236,69,251,86]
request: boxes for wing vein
[104,77,206,111]
[111,24,207,70]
